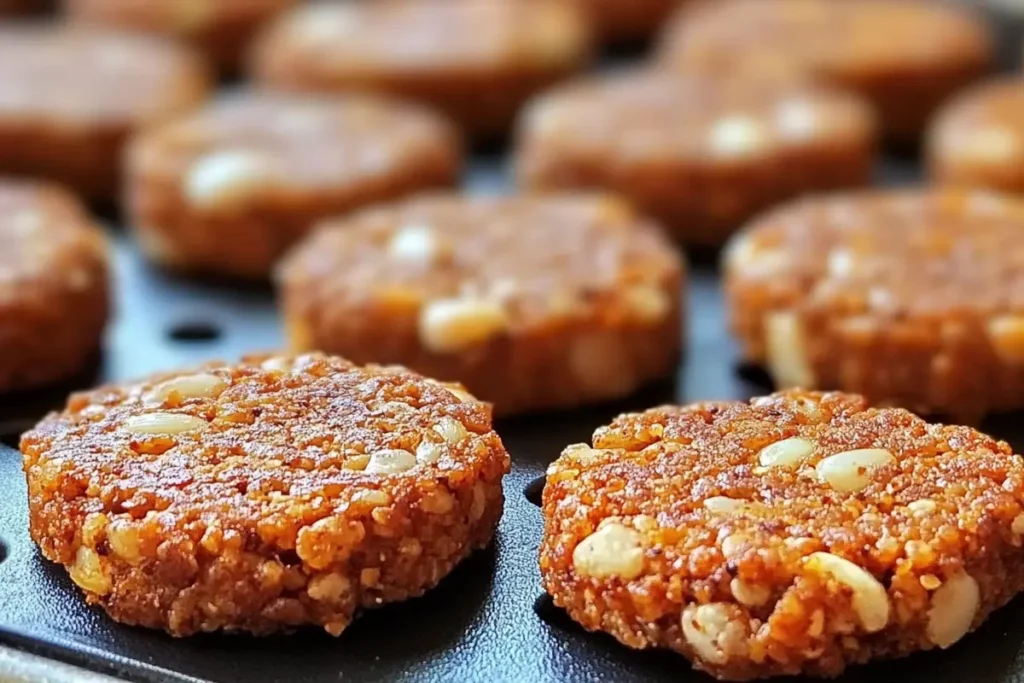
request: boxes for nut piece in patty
[0,24,210,202]
[277,193,685,416]
[21,353,510,637]
[928,78,1024,194]
[0,180,109,393]
[723,189,1024,422]
[658,0,993,144]
[515,69,875,247]
[540,389,1024,679]
[126,91,461,278]
[250,0,593,138]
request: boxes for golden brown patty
[250,0,592,138]
[541,389,1024,680]
[724,189,1024,422]
[126,91,461,278]
[928,77,1024,194]
[658,0,993,144]
[0,24,210,202]
[277,193,685,416]
[21,353,510,637]
[64,0,298,73]
[515,69,875,247]
[0,179,109,393]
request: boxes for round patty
[277,193,685,416]
[126,91,461,278]
[249,0,592,138]
[0,180,109,393]
[21,353,510,636]
[657,0,993,144]
[515,69,875,247]
[928,77,1024,194]
[0,24,210,202]
[64,0,298,73]
[724,189,1024,423]
[541,389,1024,680]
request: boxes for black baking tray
[1,5,1024,682]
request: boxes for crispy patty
[21,353,510,636]
[724,189,1024,422]
[0,180,109,393]
[928,77,1024,194]
[541,389,1024,680]
[277,193,685,415]
[658,0,992,143]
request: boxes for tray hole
[168,321,222,343]
[0,538,7,566]
[524,476,545,507]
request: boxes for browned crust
[21,353,510,637]
[126,93,462,278]
[249,0,593,138]
[0,180,109,392]
[276,194,685,416]
[0,26,211,202]
[64,0,299,73]
[658,0,994,144]
[723,189,1024,423]
[927,77,1024,194]
[541,389,1024,680]
[515,71,875,247]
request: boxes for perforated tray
[1,6,1023,681]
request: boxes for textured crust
[250,0,592,138]
[576,0,681,44]
[515,70,875,247]
[928,77,1024,194]
[541,389,1024,680]
[21,353,510,637]
[0,25,211,202]
[64,0,299,73]
[126,92,461,278]
[0,180,109,392]
[658,0,993,144]
[277,194,685,416]
[723,189,1024,422]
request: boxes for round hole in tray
[0,538,7,566]
[167,321,222,343]
[524,476,545,507]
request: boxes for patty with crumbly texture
[277,193,685,416]
[0,180,109,393]
[724,189,1024,423]
[541,390,1024,680]
[21,353,510,637]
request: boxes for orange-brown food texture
[0,180,109,392]
[64,0,299,73]
[541,390,1024,680]
[250,0,593,138]
[658,0,993,144]
[928,77,1024,194]
[276,194,685,416]
[724,189,1024,423]
[21,353,510,636]
[126,92,461,278]
[515,70,875,247]
[0,25,211,202]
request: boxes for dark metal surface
[0,6,1022,681]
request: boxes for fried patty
[541,390,1024,680]
[22,353,510,636]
